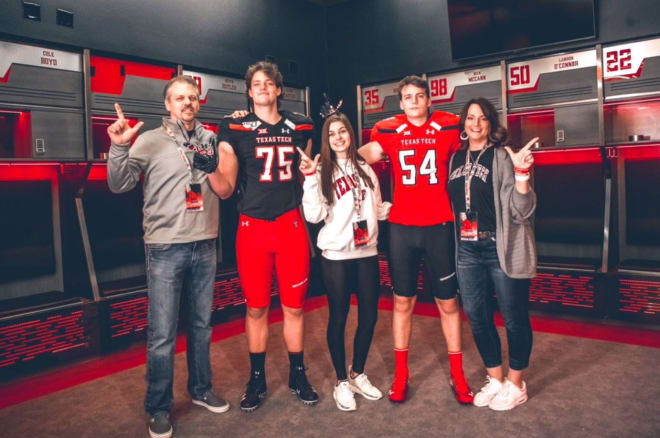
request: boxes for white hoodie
[302,158,391,260]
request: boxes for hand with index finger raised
[107,103,145,145]
[297,146,320,175]
[504,137,537,170]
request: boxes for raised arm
[358,141,385,165]
[503,137,538,220]
[303,137,313,158]
[298,147,326,224]
[208,141,239,199]
[367,165,392,220]
[504,137,537,195]
[107,103,146,193]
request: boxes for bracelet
[514,166,531,174]
[515,174,530,182]
[303,170,316,176]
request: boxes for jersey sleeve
[299,118,314,145]
[218,117,253,155]
[366,164,392,221]
[370,121,395,157]
[301,171,328,224]
[217,118,235,148]
[444,113,462,154]
[449,130,461,154]
[284,111,314,145]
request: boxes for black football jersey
[218,110,314,219]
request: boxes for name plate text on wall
[361,81,400,129]
[604,37,660,99]
[428,65,501,114]
[508,50,597,108]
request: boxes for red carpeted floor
[0,294,657,410]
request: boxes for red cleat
[388,374,409,403]
[449,374,474,405]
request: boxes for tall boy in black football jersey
[214,61,317,411]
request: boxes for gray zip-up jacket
[450,147,537,279]
[107,117,219,244]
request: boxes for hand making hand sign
[504,136,538,170]
[297,146,320,176]
[505,136,537,192]
[106,103,144,145]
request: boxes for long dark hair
[458,97,508,150]
[320,113,374,206]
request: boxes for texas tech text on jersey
[371,111,460,226]
[218,110,314,220]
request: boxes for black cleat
[240,371,267,412]
[288,365,319,406]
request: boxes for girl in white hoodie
[299,112,391,412]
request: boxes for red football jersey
[370,111,461,226]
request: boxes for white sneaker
[488,379,528,411]
[348,366,383,401]
[473,376,504,407]
[333,380,357,411]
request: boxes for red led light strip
[0,163,59,181]
[532,147,603,165]
[530,273,595,309]
[109,296,149,338]
[212,276,244,310]
[0,310,86,368]
[378,256,392,288]
[377,256,426,293]
[1,294,658,411]
[106,273,281,340]
[618,278,660,315]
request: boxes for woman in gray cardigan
[447,97,537,411]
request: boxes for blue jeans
[456,239,532,370]
[144,239,216,415]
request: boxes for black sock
[249,352,266,375]
[289,351,304,369]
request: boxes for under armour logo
[426,129,435,135]
[403,131,411,136]
[281,128,291,134]
[293,220,299,228]
[258,128,268,135]
[241,220,250,227]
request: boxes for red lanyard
[164,124,195,176]
[338,161,363,219]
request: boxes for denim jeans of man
[456,238,533,370]
[144,239,216,415]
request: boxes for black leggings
[321,255,380,380]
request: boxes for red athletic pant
[236,208,310,309]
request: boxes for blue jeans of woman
[144,239,216,415]
[456,238,532,370]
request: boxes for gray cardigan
[449,147,537,279]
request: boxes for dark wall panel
[326,0,660,131]
[0,0,328,113]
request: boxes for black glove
[193,150,218,174]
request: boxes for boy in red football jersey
[359,75,474,404]
[213,61,318,412]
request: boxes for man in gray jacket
[107,76,229,438]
